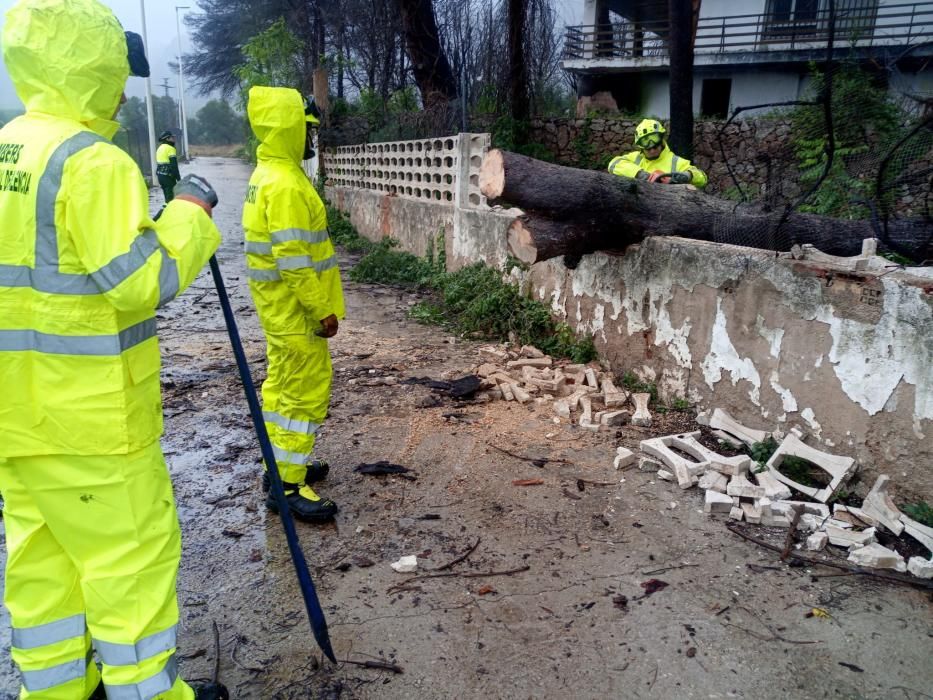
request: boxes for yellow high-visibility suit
[242,87,344,505]
[0,1,220,698]
[607,143,708,188]
[156,141,180,203]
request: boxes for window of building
[700,79,731,119]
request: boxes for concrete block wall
[322,133,490,209]
[325,134,933,497]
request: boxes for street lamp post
[175,5,191,161]
[139,0,158,185]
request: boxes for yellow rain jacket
[0,0,221,457]
[0,2,220,698]
[607,143,708,188]
[156,141,181,180]
[243,86,344,487]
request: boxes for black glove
[635,170,650,181]
[669,171,692,184]
[174,174,219,208]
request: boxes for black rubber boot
[266,482,338,523]
[261,459,330,493]
[192,681,230,700]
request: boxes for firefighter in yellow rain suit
[243,86,345,524]
[0,1,228,698]
[607,118,708,188]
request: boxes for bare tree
[396,0,458,108]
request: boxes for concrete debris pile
[634,409,933,580]
[473,344,646,430]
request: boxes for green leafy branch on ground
[326,206,595,362]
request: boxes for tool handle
[207,255,337,663]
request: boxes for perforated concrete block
[670,434,751,476]
[707,408,769,448]
[640,433,706,489]
[765,434,856,503]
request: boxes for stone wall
[529,116,797,196]
[326,133,933,498]
[529,116,932,216]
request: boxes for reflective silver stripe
[272,445,313,466]
[671,155,680,173]
[12,614,85,650]
[0,132,169,297]
[263,410,321,436]
[104,655,178,700]
[94,625,177,666]
[607,156,622,173]
[20,655,87,692]
[634,154,643,165]
[275,255,337,273]
[275,254,314,270]
[244,241,273,255]
[0,318,156,356]
[246,268,281,282]
[36,132,107,271]
[270,228,329,245]
[157,248,179,308]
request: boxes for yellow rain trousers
[0,1,220,698]
[242,86,345,490]
[607,143,708,188]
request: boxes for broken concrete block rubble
[907,556,933,579]
[847,543,907,572]
[860,475,905,535]
[631,393,652,427]
[704,490,733,514]
[765,434,856,503]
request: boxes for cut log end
[479,149,506,200]
[507,219,539,265]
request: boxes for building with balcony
[563,0,933,118]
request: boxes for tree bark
[396,0,458,109]
[668,0,695,159]
[480,149,933,264]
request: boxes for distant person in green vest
[607,119,707,188]
[156,129,181,202]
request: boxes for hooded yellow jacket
[242,86,344,334]
[0,0,221,457]
[607,143,708,188]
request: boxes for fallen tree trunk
[480,149,933,265]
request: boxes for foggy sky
[0,0,208,111]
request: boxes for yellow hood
[248,86,305,165]
[2,0,128,140]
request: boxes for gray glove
[173,174,218,208]
[669,171,692,184]
[635,170,650,181]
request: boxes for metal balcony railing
[563,1,933,61]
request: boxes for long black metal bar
[207,255,337,664]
